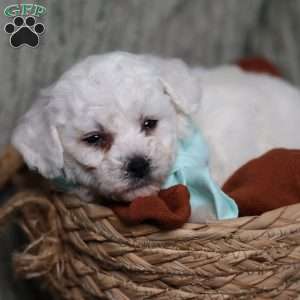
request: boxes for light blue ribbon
[163,123,238,220]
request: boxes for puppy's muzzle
[126,155,151,180]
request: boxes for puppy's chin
[120,184,160,202]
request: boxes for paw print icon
[4,16,45,48]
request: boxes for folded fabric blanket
[223,148,300,216]
[237,57,281,77]
[109,185,191,229]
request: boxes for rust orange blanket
[223,148,300,216]
[109,185,191,229]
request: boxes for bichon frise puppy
[12,52,300,222]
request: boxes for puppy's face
[58,71,178,201]
[12,52,201,201]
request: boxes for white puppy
[12,52,300,222]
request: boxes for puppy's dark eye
[83,134,102,145]
[142,119,158,133]
[81,131,113,151]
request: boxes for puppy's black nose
[127,156,150,179]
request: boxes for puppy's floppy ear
[145,56,202,115]
[12,97,64,179]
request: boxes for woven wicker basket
[1,145,300,300]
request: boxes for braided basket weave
[1,146,300,300]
